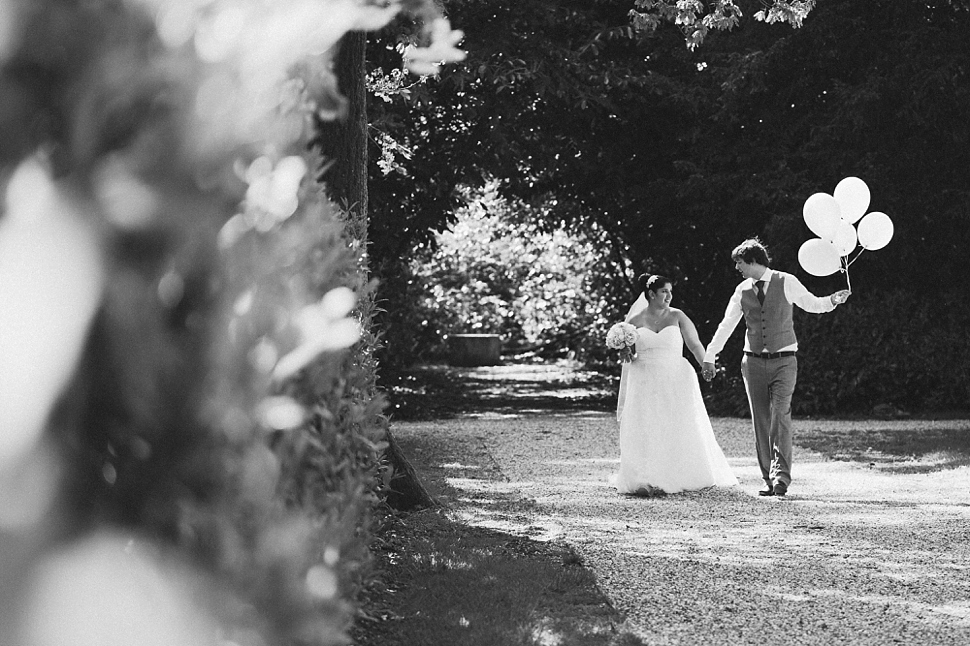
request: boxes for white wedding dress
[614,324,738,494]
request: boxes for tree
[315,26,442,510]
[367,0,970,412]
[366,0,686,369]
[316,32,369,215]
[629,0,816,50]
[368,0,970,326]
[365,0,822,267]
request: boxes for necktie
[755,280,766,305]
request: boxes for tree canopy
[368,0,970,326]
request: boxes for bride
[614,274,737,494]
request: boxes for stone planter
[447,334,502,367]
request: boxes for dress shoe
[758,487,774,497]
[773,481,788,496]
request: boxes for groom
[701,238,849,497]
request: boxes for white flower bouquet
[606,322,638,363]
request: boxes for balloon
[798,238,842,277]
[857,211,894,250]
[834,177,871,224]
[803,193,841,240]
[832,219,858,257]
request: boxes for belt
[744,350,796,359]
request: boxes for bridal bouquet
[606,322,638,363]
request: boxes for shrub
[701,290,970,417]
[796,289,970,415]
[401,185,628,364]
[0,1,459,644]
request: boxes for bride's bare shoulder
[672,308,696,324]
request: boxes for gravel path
[396,410,970,645]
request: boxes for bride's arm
[676,310,707,367]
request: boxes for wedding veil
[615,293,647,422]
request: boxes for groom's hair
[731,238,771,266]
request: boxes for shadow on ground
[354,508,627,646]
[384,363,970,474]
[383,362,618,421]
[797,425,970,473]
[354,419,644,646]
[364,363,970,644]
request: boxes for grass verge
[352,508,635,646]
[351,412,644,646]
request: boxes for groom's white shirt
[703,268,835,363]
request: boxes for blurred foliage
[0,0,459,645]
[212,181,389,645]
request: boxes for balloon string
[842,259,852,293]
[846,247,865,268]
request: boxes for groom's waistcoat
[741,274,796,353]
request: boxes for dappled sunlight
[456,363,606,381]
[446,477,531,493]
[727,456,760,468]
[762,585,970,628]
[530,620,566,646]
[576,457,621,465]
[370,503,627,646]
[451,506,566,543]
[392,381,970,643]
[445,439,970,636]
[809,502,970,524]
[405,552,476,572]
[874,560,949,583]
[878,451,970,475]
[788,460,970,506]
[795,419,970,475]
[440,462,482,470]
[391,365,617,420]
[467,411,525,419]
[540,458,619,467]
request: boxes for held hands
[701,361,716,382]
[830,290,851,306]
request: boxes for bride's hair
[638,274,673,298]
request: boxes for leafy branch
[630,0,816,49]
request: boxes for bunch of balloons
[798,177,894,291]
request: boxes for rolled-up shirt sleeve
[785,274,836,314]
[704,285,744,363]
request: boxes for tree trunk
[317,31,437,511]
[316,31,368,215]
[382,425,439,510]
